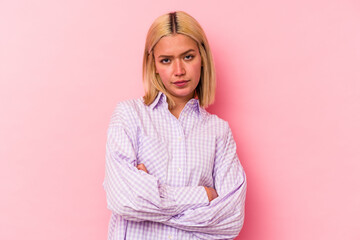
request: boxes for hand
[137,163,148,174]
[204,187,218,202]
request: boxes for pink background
[1,0,360,239]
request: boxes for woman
[103,11,247,240]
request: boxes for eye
[184,55,194,60]
[160,58,170,64]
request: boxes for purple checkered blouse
[103,92,246,240]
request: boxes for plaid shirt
[103,92,246,240]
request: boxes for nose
[174,59,185,76]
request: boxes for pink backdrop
[1,0,360,239]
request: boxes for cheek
[192,61,202,80]
[156,66,171,83]
[157,70,169,83]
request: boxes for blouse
[103,92,247,240]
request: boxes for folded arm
[137,163,219,202]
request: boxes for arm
[161,123,247,239]
[103,103,210,222]
[137,163,218,202]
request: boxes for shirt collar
[149,91,207,120]
[149,91,167,110]
[188,98,207,120]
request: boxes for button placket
[167,118,186,186]
[176,123,186,182]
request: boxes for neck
[169,95,193,119]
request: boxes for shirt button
[168,235,173,239]
[178,137,182,141]
[177,167,182,173]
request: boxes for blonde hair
[142,11,216,109]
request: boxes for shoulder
[114,97,145,115]
[109,97,147,127]
[201,110,231,137]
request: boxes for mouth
[173,80,190,87]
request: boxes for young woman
[103,11,247,240]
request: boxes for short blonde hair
[142,11,216,108]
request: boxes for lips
[173,80,189,87]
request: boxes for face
[153,34,202,104]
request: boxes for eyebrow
[157,49,196,58]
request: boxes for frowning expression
[153,34,202,104]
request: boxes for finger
[137,163,145,170]
[137,163,148,173]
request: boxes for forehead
[153,34,199,55]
